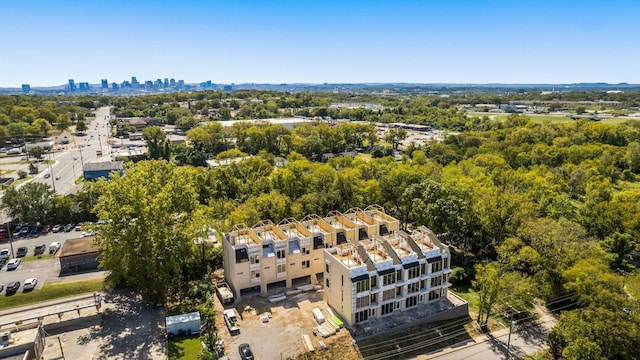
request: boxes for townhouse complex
[222,206,451,327]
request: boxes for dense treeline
[3,91,640,359]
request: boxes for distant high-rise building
[177,80,185,88]
[79,82,90,91]
[68,79,76,91]
[21,84,31,93]
[223,85,233,92]
[131,76,139,89]
[101,79,108,89]
[164,78,169,87]
[111,82,119,90]
[169,78,176,87]
[145,80,153,89]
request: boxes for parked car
[49,242,61,254]
[0,283,4,293]
[42,225,52,233]
[238,343,254,360]
[34,244,46,255]
[0,249,9,260]
[16,247,28,258]
[30,226,41,234]
[44,173,51,178]
[23,278,38,290]
[19,226,29,236]
[224,309,240,335]
[52,224,63,233]
[6,258,21,270]
[64,223,74,232]
[5,281,20,294]
[75,223,83,231]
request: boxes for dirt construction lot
[216,289,356,360]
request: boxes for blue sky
[1,0,639,87]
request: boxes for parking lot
[214,289,357,360]
[0,227,102,295]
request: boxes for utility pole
[57,336,65,359]
[506,320,515,360]
[47,151,56,192]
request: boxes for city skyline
[1,0,640,87]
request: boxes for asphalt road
[32,106,113,195]
[425,319,555,360]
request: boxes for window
[381,302,394,315]
[405,295,418,308]
[432,261,443,273]
[356,296,370,309]
[326,278,330,288]
[355,310,369,323]
[431,275,443,287]
[428,289,441,301]
[277,264,286,273]
[383,273,396,286]
[407,266,420,279]
[276,249,286,259]
[250,255,260,265]
[356,279,370,293]
[407,282,420,294]
[396,269,402,282]
[370,293,377,304]
[382,289,395,302]
[302,260,310,268]
[326,263,330,273]
[420,263,426,275]
[302,247,310,255]
[251,270,260,279]
[370,308,376,317]
[371,276,377,288]
[396,286,403,297]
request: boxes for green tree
[600,232,636,270]
[94,161,209,302]
[56,113,72,131]
[1,182,55,224]
[143,126,170,160]
[624,141,640,173]
[75,120,88,134]
[28,146,45,159]
[384,128,408,150]
[33,118,53,136]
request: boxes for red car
[42,225,52,233]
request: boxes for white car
[23,278,38,290]
[6,258,21,270]
[49,242,61,254]
[0,248,9,260]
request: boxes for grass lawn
[0,278,104,309]
[20,254,55,262]
[355,153,372,162]
[168,335,202,360]
[493,114,640,125]
[450,285,508,331]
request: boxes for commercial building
[59,237,99,273]
[83,161,124,180]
